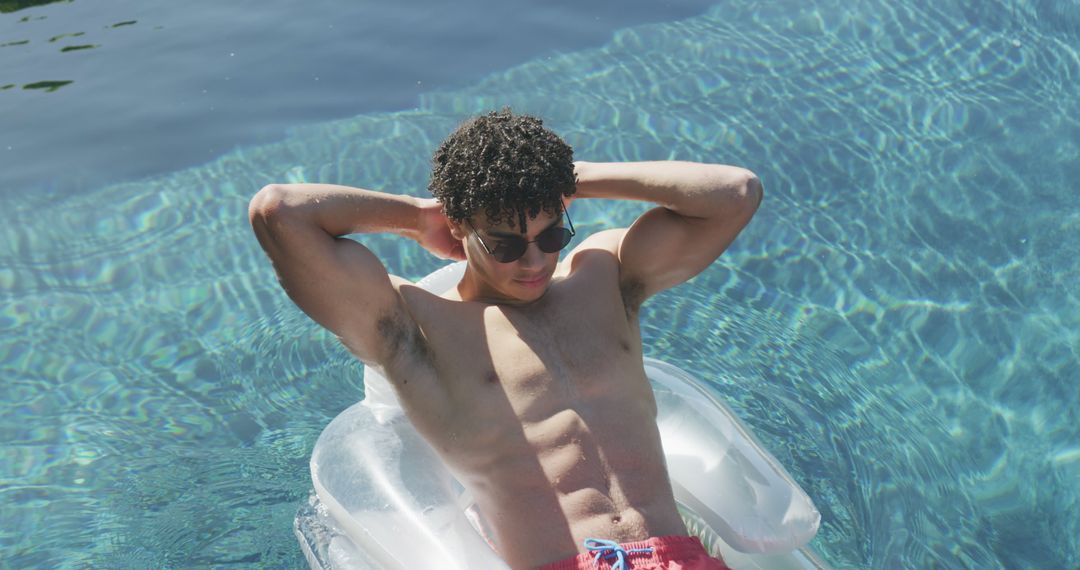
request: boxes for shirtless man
[249,110,761,570]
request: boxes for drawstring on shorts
[584,538,655,570]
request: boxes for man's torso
[380,249,687,568]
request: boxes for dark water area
[0,0,716,197]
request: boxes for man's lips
[514,274,549,287]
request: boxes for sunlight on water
[1,0,1077,567]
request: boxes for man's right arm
[247,184,458,365]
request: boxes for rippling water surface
[2,0,1078,568]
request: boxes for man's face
[453,208,567,304]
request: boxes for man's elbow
[721,169,762,217]
[248,184,289,227]
[742,171,763,212]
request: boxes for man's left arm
[572,160,762,302]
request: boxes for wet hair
[428,108,576,232]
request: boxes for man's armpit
[375,309,433,370]
[619,277,646,319]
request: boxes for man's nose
[518,240,547,268]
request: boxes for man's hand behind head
[416,198,466,261]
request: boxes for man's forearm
[250,183,424,240]
[573,161,761,219]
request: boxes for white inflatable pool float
[294,262,827,569]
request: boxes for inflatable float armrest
[647,358,820,553]
[309,390,509,570]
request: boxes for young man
[249,110,761,569]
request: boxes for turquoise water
[3,0,1079,568]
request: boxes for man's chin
[506,277,551,303]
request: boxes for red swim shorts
[539,535,731,570]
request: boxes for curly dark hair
[429,109,576,232]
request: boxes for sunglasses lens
[537,227,573,253]
[484,225,572,263]
[492,240,527,263]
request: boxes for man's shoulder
[560,229,626,275]
[571,228,626,257]
[555,230,645,316]
[559,228,656,317]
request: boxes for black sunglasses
[467,208,575,263]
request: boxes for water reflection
[0,0,71,14]
[1,8,140,95]
[22,79,72,92]
[47,31,84,42]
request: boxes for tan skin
[249,160,761,569]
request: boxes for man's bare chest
[439,295,635,384]
[413,298,653,471]
[408,277,637,402]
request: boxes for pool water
[2,0,1078,568]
